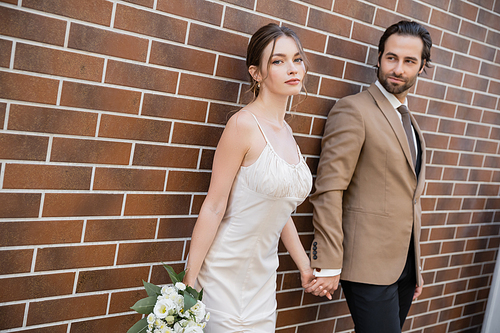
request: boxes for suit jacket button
[313,255,318,260]
[313,241,317,246]
[313,250,317,255]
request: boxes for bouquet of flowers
[127,264,209,333]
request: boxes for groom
[307,21,431,332]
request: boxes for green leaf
[185,286,199,300]
[131,296,157,314]
[198,288,204,301]
[163,263,181,284]
[127,317,148,333]
[183,290,197,312]
[178,270,186,281]
[143,280,161,297]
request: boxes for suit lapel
[367,84,416,176]
[410,111,426,195]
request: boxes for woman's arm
[280,217,315,289]
[183,111,260,287]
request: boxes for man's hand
[413,275,424,300]
[305,275,340,300]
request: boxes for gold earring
[257,81,260,89]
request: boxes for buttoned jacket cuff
[313,268,341,277]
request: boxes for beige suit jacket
[310,83,426,286]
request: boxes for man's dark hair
[377,20,432,73]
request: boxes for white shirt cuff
[313,268,341,277]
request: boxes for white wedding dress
[196,113,312,332]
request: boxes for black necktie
[397,105,417,168]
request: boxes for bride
[183,23,315,332]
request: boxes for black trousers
[340,241,416,333]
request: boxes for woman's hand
[300,266,316,290]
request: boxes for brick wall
[0,0,498,332]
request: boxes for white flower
[205,312,210,321]
[162,285,177,296]
[188,301,206,322]
[175,282,186,291]
[166,315,175,325]
[154,299,176,319]
[147,313,156,324]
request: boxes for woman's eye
[272,60,282,65]
[294,58,303,63]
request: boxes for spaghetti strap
[243,110,271,144]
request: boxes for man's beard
[378,71,417,95]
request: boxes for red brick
[124,194,191,215]
[276,305,319,326]
[142,94,207,122]
[179,73,239,103]
[94,167,165,191]
[442,32,471,54]
[23,0,112,26]
[430,9,460,32]
[397,0,431,21]
[446,87,473,105]
[420,284,444,299]
[460,265,482,278]
[105,60,177,93]
[450,0,478,20]
[431,47,453,67]
[76,266,149,293]
[207,103,238,126]
[60,81,141,114]
[36,244,115,271]
[8,104,98,136]
[483,110,500,125]
[99,114,171,142]
[132,144,199,168]
[462,198,486,210]
[447,212,472,225]
[480,62,500,80]
[470,42,496,62]
[117,240,184,264]
[0,193,41,218]
[421,242,440,256]
[472,211,494,224]
[0,304,24,330]
[327,36,368,63]
[423,133,449,149]
[0,133,48,161]
[257,0,308,25]
[473,92,497,109]
[0,39,12,68]
[479,224,500,236]
[0,220,83,246]
[73,315,141,333]
[85,218,156,242]
[432,151,459,166]
[114,4,186,42]
[460,20,487,41]
[223,6,279,35]
[351,21,384,46]
[463,74,489,92]
[449,137,474,152]
[453,54,480,73]
[454,183,478,196]
[487,30,500,47]
[0,273,74,303]
[292,95,335,117]
[51,137,131,164]
[425,166,442,180]
[416,81,446,99]
[320,78,361,99]
[427,100,456,118]
[478,7,500,29]
[456,106,482,122]
[430,227,456,240]
[489,80,500,95]
[158,217,196,239]
[476,140,498,154]
[466,123,490,138]
[308,8,352,38]
[166,170,211,192]
[43,193,123,217]
[469,169,493,182]
[374,9,406,30]
[158,0,223,25]
[27,294,108,326]
[307,52,344,78]
[333,0,375,23]
[422,212,446,226]
[436,198,462,211]
[0,249,32,274]
[150,41,216,75]
[435,67,463,86]
[109,289,147,313]
[441,240,466,254]
[0,71,59,104]
[344,62,377,84]
[171,122,224,147]
[123,0,154,7]
[466,239,489,251]
[459,154,484,168]
[188,23,248,57]
[295,319,335,333]
[199,148,216,170]
[216,55,248,81]
[4,164,92,190]
[68,23,148,61]
[0,6,66,46]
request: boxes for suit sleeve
[310,98,365,270]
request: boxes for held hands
[305,275,340,300]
